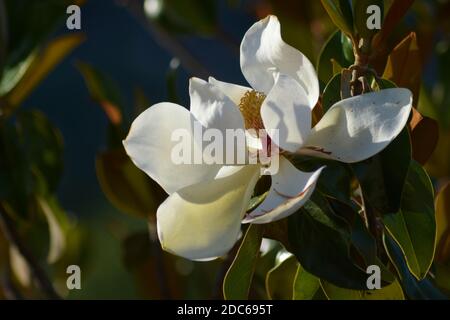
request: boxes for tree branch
[0,204,61,299]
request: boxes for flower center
[238,90,266,130]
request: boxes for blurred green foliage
[0,0,450,300]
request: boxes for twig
[0,265,23,300]
[0,204,61,299]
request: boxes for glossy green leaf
[288,194,369,289]
[289,155,352,204]
[0,0,7,77]
[384,234,446,299]
[2,0,83,70]
[0,121,33,216]
[322,73,342,113]
[247,192,268,213]
[293,263,320,300]
[77,62,124,127]
[266,253,298,300]
[9,244,31,287]
[1,34,84,110]
[351,127,411,215]
[383,161,436,280]
[321,279,404,300]
[321,0,354,37]
[376,78,396,89]
[0,110,63,217]
[435,182,450,263]
[327,197,395,283]
[317,30,354,90]
[434,262,450,294]
[96,148,167,219]
[223,224,264,300]
[16,110,64,193]
[36,196,69,264]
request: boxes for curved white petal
[157,164,261,260]
[240,15,319,108]
[260,74,312,152]
[189,77,244,132]
[243,157,324,224]
[299,88,413,163]
[208,77,251,106]
[123,102,221,194]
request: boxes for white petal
[189,77,244,132]
[240,15,319,108]
[208,77,251,106]
[299,88,413,163]
[260,74,312,152]
[157,164,261,260]
[243,157,324,224]
[123,102,221,194]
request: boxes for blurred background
[1,0,450,299]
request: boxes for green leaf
[223,224,264,300]
[1,34,84,110]
[351,127,411,214]
[96,148,167,219]
[434,262,450,294]
[16,110,64,192]
[0,110,63,216]
[0,0,7,77]
[288,194,369,289]
[435,182,450,263]
[0,121,32,216]
[327,197,395,283]
[321,279,404,300]
[376,78,396,89]
[352,0,383,39]
[288,155,352,203]
[383,161,436,280]
[36,195,69,264]
[77,62,124,126]
[9,243,31,287]
[293,263,321,300]
[321,0,354,37]
[2,0,82,70]
[266,253,298,300]
[322,73,342,113]
[247,192,268,212]
[77,62,126,148]
[384,234,446,299]
[317,30,354,90]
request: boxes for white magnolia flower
[123,15,412,260]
